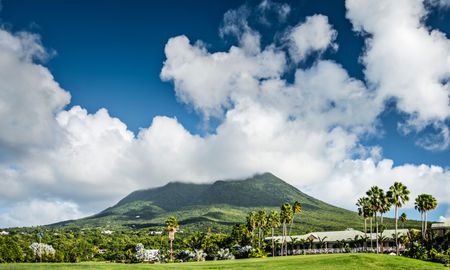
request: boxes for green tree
[387,181,410,255]
[165,216,179,262]
[400,213,407,229]
[256,209,267,248]
[367,186,383,254]
[246,211,257,247]
[267,210,280,257]
[289,201,302,237]
[356,197,370,239]
[422,194,438,237]
[378,190,391,241]
[0,236,23,263]
[280,202,293,256]
[415,195,425,237]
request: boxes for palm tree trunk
[421,212,424,238]
[280,222,284,256]
[395,205,399,256]
[375,213,379,254]
[170,239,173,262]
[289,216,294,240]
[258,227,261,248]
[380,212,384,240]
[364,218,367,251]
[370,217,373,249]
[424,211,428,237]
[284,223,288,256]
[272,226,275,257]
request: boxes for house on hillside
[431,219,450,236]
[266,228,409,254]
[0,231,9,235]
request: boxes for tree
[246,211,257,247]
[422,194,438,237]
[400,213,407,229]
[387,181,410,255]
[356,197,370,240]
[289,201,302,238]
[267,210,280,257]
[165,216,179,262]
[280,203,293,256]
[378,190,391,241]
[0,236,23,263]
[415,195,425,237]
[256,209,267,248]
[415,194,437,239]
[367,186,383,254]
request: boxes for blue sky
[0,0,449,227]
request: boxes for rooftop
[267,228,409,243]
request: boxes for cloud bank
[0,0,449,227]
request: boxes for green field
[0,254,444,270]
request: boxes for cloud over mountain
[0,0,448,227]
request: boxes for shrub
[215,248,234,260]
[406,241,427,260]
[344,244,351,253]
[232,245,255,259]
[432,254,449,266]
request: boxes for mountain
[54,173,420,233]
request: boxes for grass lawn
[0,254,445,270]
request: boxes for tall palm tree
[289,201,302,238]
[247,211,257,247]
[367,203,374,250]
[256,209,267,248]
[367,186,383,254]
[387,182,410,255]
[280,203,293,256]
[400,213,407,229]
[356,197,370,239]
[422,194,438,237]
[165,216,179,262]
[378,190,391,240]
[268,210,280,257]
[415,195,425,236]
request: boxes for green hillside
[54,173,421,233]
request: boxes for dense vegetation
[53,173,421,233]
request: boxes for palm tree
[289,201,302,238]
[415,195,425,237]
[165,216,179,262]
[247,211,257,246]
[398,233,408,252]
[356,197,370,239]
[317,236,328,249]
[387,181,410,255]
[256,209,267,248]
[422,194,438,237]
[378,190,391,241]
[400,213,407,229]
[367,186,383,254]
[268,210,280,257]
[367,204,374,250]
[280,203,293,256]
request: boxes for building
[431,219,450,236]
[266,228,409,254]
[0,231,9,235]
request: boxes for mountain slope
[55,173,420,233]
